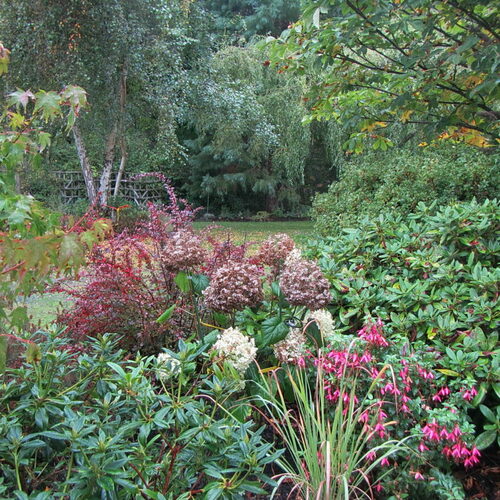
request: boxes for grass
[23,292,69,330]
[193,220,315,245]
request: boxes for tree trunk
[100,64,127,206]
[113,65,128,198]
[113,137,128,197]
[72,124,96,204]
[98,123,118,206]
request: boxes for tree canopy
[268,0,499,151]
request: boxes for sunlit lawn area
[193,220,315,244]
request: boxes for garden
[1,1,499,499]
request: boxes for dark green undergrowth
[0,333,280,499]
[312,144,499,235]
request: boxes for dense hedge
[306,198,500,453]
[312,144,499,235]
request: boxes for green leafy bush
[306,199,499,453]
[312,144,499,235]
[0,330,279,498]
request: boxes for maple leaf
[59,233,84,269]
[8,89,35,110]
[33,90,62,121]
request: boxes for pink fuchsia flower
[422,421,440,441]
[373,483,383,493]
[464,446,481,468]
[418,441,429,453]
[416,365,435,380]
[203,260,263,313]
[448,425,462,441]
[461,386,478,402]
[366,450,377,462]
[412,471,425,480]
[380,457,390,467]
[374,422,387,439]
[432,386,451,402]
[380,382,401,396]
[451,441,470,460]
[357,318,389,347]
[359,410,370,424]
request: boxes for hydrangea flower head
[273,328,307,364]
[279,254,331,310]
[203,260,263,312]
[305,309,334,336]
[257,233,295,269]
[161,230,206,272]
[213,327,257,374]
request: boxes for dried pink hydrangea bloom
[203,260,264,312]
[161,230,206,272]
[273,328,306,364]
[279,253,331,310]
[257,233,295,269]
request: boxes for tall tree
[267,0,499,151]
[202,0,301,39]
[0,0,196,205]
[178,45,338,215]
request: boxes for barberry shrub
[58,177,208,354]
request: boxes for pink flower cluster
[461,386,478,402]
[357,318,389,347]
[257,233,295,270]
[421,421,481,468]
[316,349,373,379]
[279,255,330,310]
[303,317,482,488]
[203,260,263,313]
[161,231,206,272]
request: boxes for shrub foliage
[312,144,499,235]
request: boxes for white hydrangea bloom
[213,327,257,374]
[284,248,302,266]
[273,328,306,364]
[156,352,181,380]
[306,309,334,336]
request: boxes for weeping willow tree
[179,45,336,215]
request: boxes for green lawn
[193,220,315,244]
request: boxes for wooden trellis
[53,171,164,206]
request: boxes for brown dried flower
[257,233,296,269]
[161,230,206,272]
[279,253,331,310]
[203,260,264,313]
